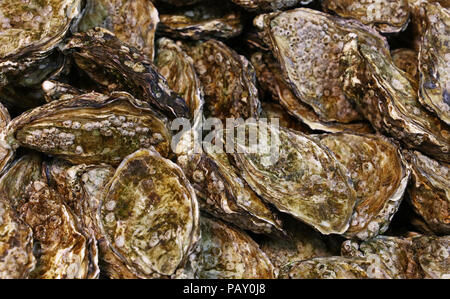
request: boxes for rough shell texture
[0,103,11,174]
[187,39,261,121]
[251,52,373,134]
[342,38,450,163]
[99,149,200,277]
[231,0,313,12]
[158,1,243,41]
[318,133,410,240]
[62,28,190,119]
[418,3,450,125]
[42,80,84,103]
[391,48,419,84]
[77,0,159,61]
[229,122,357,235]
[406,150,450,234]
[0,197,36,279]
[188,216,276,279]
[255,8,389,123]
[321,0,410,34]
[4,92,171,166]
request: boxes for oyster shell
[231,0,313,12]
[261,101,311,133]
[0,103,11,174]
[318,133,410,240]
[98,149,200,277]
[0,197,36,279]
[392,48,419,84]
[341,38,450,163]
[188,216,276,279]
[321,0,410,34]
[405,150,450,234]
[155,38,204,120]
[229,121,357,235]
[158,1,243,40]
[417,2,450,125]
[283,256,392,279]
[4,92,171,166]
[42,80,84,103]
[251,52,373,133]
[254,8,389,123]
[62,28,190,119]
[77,0,159,61]
[187,39,261,121]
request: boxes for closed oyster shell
[318,133,410,240]
[62,28,190,119]
[405,150,450,234]
[155,38,204,120]
[254,8,389,123]
[321,0,410,34]
[4,92,171,166]
[251,52,373,134]
[229,122,357,235]
[283,256,392,279]
[77,0,159,60]
[98,149,200,277]
[188,216,275,279]
[0,197,36,279]
[187,39,261,121]
[392,48,419,84]
[158,1,243,41]
[418,2,450,125]
[231,0,313,12]
[341,38,450,163]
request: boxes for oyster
[0,197,36,279]
[405,150,450,234]
[417,2,450,125]
[155,38,204,120]
[251,52,373,133]
[17,181,92,278]
[321,0,410,34]
[231,0,313,12]
[341,38,450,163]
[392,48,419,84]
[342,235,450,278]
[42,80,84,103]
[62,28,190,119]
[158,1,243,41]
[98,149,199,277]
[254,8,389,123]
[187,40,261,121]
[283,256,392,279]
[0,103,11,173]
[318,133,410,240]
[77,0,159,61]
[188,216,275,279]
[229,121,357,235]
[4,92,171,166]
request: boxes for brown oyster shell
[158,1,243,41]
[229,121,357,235]
[0,103,11,174]
[188,215,276,279]
[261,101,312,133]
[77,0,159,61]
[0,197,36,279]
[321,0,410,34]
[231,0,313,12]
[251,52,373,134]
[187,39,261,122]
[392,48,419,84]
[42,80,84,103]
[405,150,450,234]
[341,38,450,163]
[417,2,450,125]
[98,148,200,277]
[62,28,190,119]
[4,91,171,166]
[254,8,389,123]
[318,133,410,240]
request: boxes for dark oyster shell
[231,0,313,12]
[254,8,389,123]
[158,1,243,41]
[62,28,190,119]
[405,150,450,234]
[321,0,410,34]
[77,0,159,60]
[4,92,171,166]
[98,149,199,277]
[187,39,261,121]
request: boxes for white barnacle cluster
[23,127,76,152]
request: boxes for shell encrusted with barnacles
[0,0,448,279]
